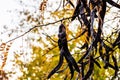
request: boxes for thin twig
[42,29,87,56]
[55,0,63,11]
[5,17,73,44]
[68,29,87,41]
[42,32,58,43]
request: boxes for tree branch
[5,17,73,44]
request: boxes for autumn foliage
[0,0,120,80]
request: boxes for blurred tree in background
[0,0,120,80]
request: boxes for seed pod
[91,57,101,68]
[82,56,94,80]
[112,55,118,76]
[47,51,64,79]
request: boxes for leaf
[27,15,31,21]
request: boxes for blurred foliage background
[0,0,120,80]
